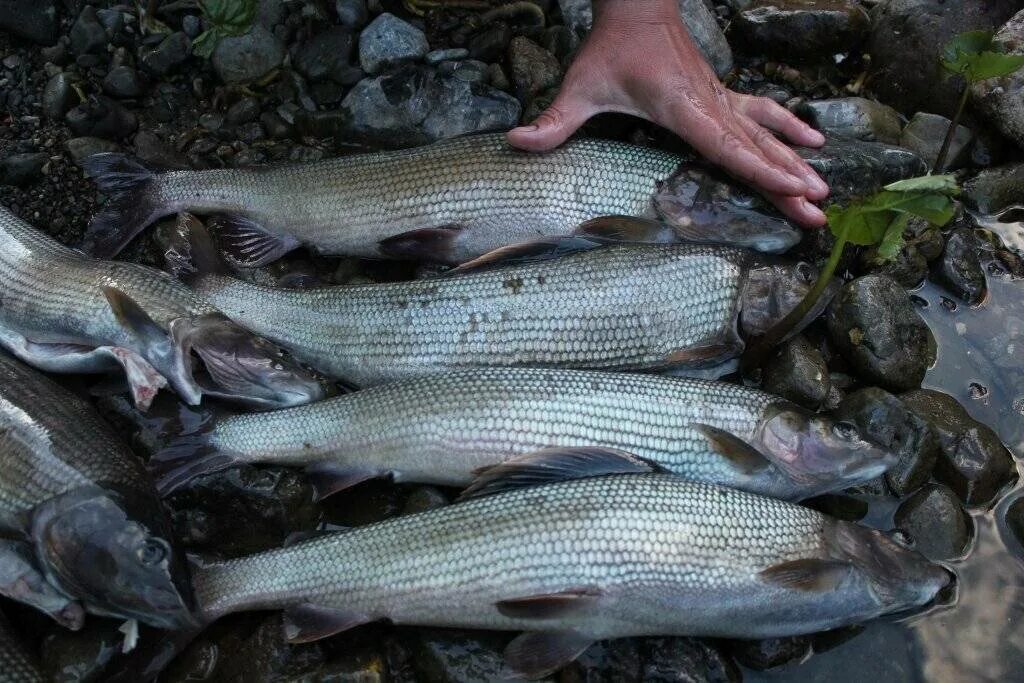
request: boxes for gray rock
[900,112,974,170]
[133,130,189,169]
[359,13,429,75]
[426,48,470,65]
[102,65,144,98]
[335,0,369,29]
[212,25,285,84]
[507,36,562,100]
[727,636,812,671]
[340,65,520,148]
[199,112,224,131]
[1004,494,1024,552]
[0,152,46,186]
[413,629,514,682]
[835,387,939,496]
[797,97,903,145]
[900,388,1017,506]
[70,6,107,56]
[64,136,119,163]
[642,637,740,682]
[260,111,293,138]
[762,335,831,409]
[294,26,354,82]
[962,163,1024,214]
[182,14,202,38]
[226,97,261,126]
[468,23,512,62]
[0,0,59,44]
[972,10,1024,150]
[557,0,733,77]
[441,59,489,84]
[734,0,870,60]
[258,0,286,28]
[42,72,75,120]
[795,137,927,202]
[564,639,642,680]
[867,0,1020,117]
[826,275,936,392]
[934,227,987,304]
[488,63,510,91]
[96,8,124,34]
[859,238,929,288]
[140,31,190,75]
[894,483,972,560]
[65,95,137,139]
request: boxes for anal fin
[210,214,300,268]
[377,225,464,262]
[305,462,385,501]
[504,630,594,680]
[283,603,373,643]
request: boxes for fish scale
[0,612,42,683]
[149,133,682,261]
[192,243,747,386]
[195,473,867,641]
[200,367,802,496]
[0,352,152,529]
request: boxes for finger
[766,194,827,228]
[736,115,830,201]
[733,94,826,148]
[506,90,595,152]
[684,120,809,197]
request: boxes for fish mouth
[169,313,334,410]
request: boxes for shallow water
[752,223,1024,682]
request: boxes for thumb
[506,91,594,152]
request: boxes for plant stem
[740,226,850,374]
[933,83,971,173]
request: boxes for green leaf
[201,0,258,36]
[192,29,220,59]
[967,51,1024,81]
[884,174,959,195]
[941,30,1024,82]
[877,213,910,262]
[941,30,994,75]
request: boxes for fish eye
[138,539,169,566]
[832,421,859,441]
[890,529,915,549]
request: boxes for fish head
[739,260,840,339]
[756,405,897,495]
[172,313,335,410]
[31,487,196,630]
[652,168,802,253]
[832,520,954,610]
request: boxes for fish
[190,448,952,679]
[81,133,801,266]
[152,367,894,502]
[0,610,43,683]
[0,205,332,410]
[0,351,194,631]
[164,216,831,387]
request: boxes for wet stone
[562,639,642,681]
[412,629,516,682]
[894,483,972,560]
[835,387,939,496]
[64,136,119,163]
[0,152,47,186]
[226,97,261,125]
[900,389,1017,506]
[70,6,107,56]
[506,36,562,100]
[726,636,812,671]
[795,137,926,202]
[102,65,144,98]
[859,242,929,289]
[734,0,870,60]
[900,112,973,170]
[139,31,190,76]
[295,26,354,82]
[0,0,59,44]
[426,48,470,65]
[971,10,1024,151]
[934,227,988,304]
[212,25,285,84]
[65,94,137,139]
[962,163,1024,214]
[641,637,740,682]
[797,97,902,145]
[335,0,369,29]
[762,335,831,409]
[1004,495,1024,553]
[469,23,513,62]
[42,72,75,120]
[826,275,936,392]
[359,13,429,75]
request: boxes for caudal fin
[150,436,238,497]
[82,154,166,257]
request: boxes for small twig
[933,82,971,173]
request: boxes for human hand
[506,0,829,227]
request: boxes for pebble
[894,484,972,560]
[65,94,138,139]
[762,335,831,409]
[797,97,903,145]
[835,387,939,496]
[294,26,354,82]
[403,486,450,514]
[359,13,429,75]
[727,636,812,671]
[426,48,470,65]
[70,6,108,56]
[901,389,1017,506]
[140,31,190,76]
[826,275,936,392]
[468,23,513,62]
[226,97,261,126]
[734,0,870,60]
[642,637,740,682]
[335,0,369,29]
[934,227,987,304]
[260,110,293,138]
[506,36,562,99]
[412,629,512,682]
[796,137,926,203]
[64,136,119,163]
[900,112,974,171]
[182,14,202,39]
[962,162,1024,214]
[212,25,285,84]
[971,10,1024,151]
[0,152,47,186]
[42,72,75,120]
[102,64,145,98]
[199,112,224,132]
[0,0,59,44]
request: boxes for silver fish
[0,205,331,410]
[192,449,951,679]
[0,610,43,683]
[0,351,194,630]
[153,367,894,502]
[168,218,830,387]
[82,133,800,265]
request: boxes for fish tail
[150,430,237,497]
[82,154,169,257]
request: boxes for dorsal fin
[449,236,609,275]
[458,447,664,501]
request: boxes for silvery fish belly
[193,452,950,679]
[188,242,750,387]
[0,351,193,631]
[0,205,330,410]
[82,133,800,265]
[155,368,895,502]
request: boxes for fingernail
[805,172,829,196]
[512,125,538,133]
[808,129,826,145]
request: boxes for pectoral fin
[450,236,607,274]
[693,423,771,475]
[759,559,853,592]
[304,463,385,501]
[377,225,464,261]
[665,343,740,367]
[573,215,676,243]
[283,603,373,643]
[496,587,604,619]
[504,630,594,680]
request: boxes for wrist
[592,0,680,27]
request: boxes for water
[751,218,1024,682]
